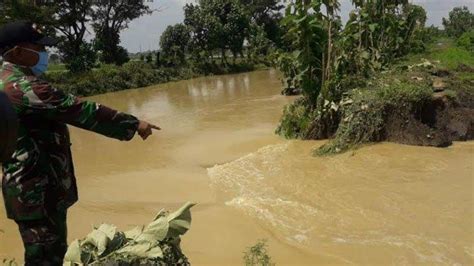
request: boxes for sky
[119,0,474,53]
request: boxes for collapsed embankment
[277,59,474,155]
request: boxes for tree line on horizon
[158,0,283,68]
[0,0,151,72]
[0,0,284,74]
[1,1,472,77]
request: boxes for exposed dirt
[384,90,474,148]
[304,71,474,150]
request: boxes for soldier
[0,21,160,265]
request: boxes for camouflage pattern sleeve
[25,79,139,141]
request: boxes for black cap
[0,20,58,51]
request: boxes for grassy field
[405,38,474,69]
[399,38,474,82]
[47,63,67,73]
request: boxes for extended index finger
[150,124,161,130]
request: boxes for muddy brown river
[1,70,473,265]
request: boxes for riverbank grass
[47,61,261,97]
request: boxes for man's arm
[25,79,158,140]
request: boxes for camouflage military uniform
[0,62,139,265]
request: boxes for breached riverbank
[277,40,474,155]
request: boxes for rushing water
[0,70,473,265]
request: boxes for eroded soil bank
[382,67,474,148]
[277,40,474,155]
[280,63,474,155]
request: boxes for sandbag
[0,90,18,163]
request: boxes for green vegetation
[1,0,282,96]
[277,0,339,102]
[277,0,429,133]
[431,45,474,70]
[401,37,474,68]
[1,1,473,152]
[64,203,194,265]
[46,61,256,97]
[316,74,432,155]
[404,37,474,80]
[442,6,474,38]
[281,39,474,155]
[275,0,431,100]
[1,1,150,72]
[47,63,67,73]
[46,62,175,96]
[457,30,474,52]
[276,2,474,155]
[159,24,191,67]
[243,240,274,266]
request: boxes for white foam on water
[207,141,474,264]
[208,143,321,243]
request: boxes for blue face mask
[24,48,49,76]
[3,47,49,76]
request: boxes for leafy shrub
[442,6,474,38]
[47,62,175,96]
[247,25,274,65]
[61,42,97,73]
[276,97,317,139]
[276,51,300,94]
[64,202,194,265]
[243,240,274,266]
[457,30,474,52]
[46,59,259,97]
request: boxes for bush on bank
[457,30,474,52]
[47,60,259,97]
[47,62,171,96]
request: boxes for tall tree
[247,24,272,61]
[91,0,152,65]
[321,0,341,87]
[184,3,211,62]
[160,23,191,66]
[443,6,474,38]
[54,1,95,72]
[337,0,426,76]
[0,0,56,37]
[184,0,250,64]
[238,0,283,44]
[0,0,93,73]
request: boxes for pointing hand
[137,120,161,140]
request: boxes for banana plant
[278,0,340,104]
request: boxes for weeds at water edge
[243,240,275,266]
